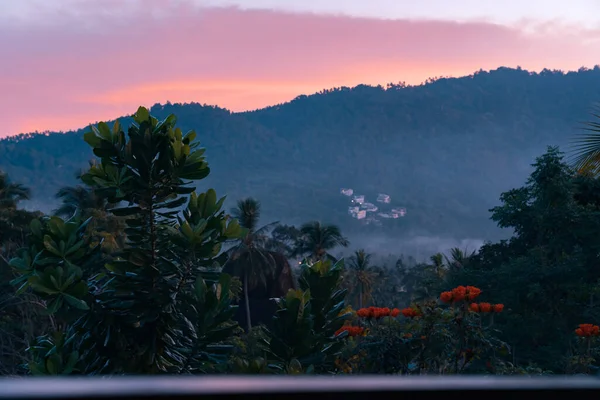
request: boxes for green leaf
[195,275,207,302]
[63,294,90,310]
[134,106,150,122]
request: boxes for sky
[1,0,600,137]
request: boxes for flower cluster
[335,326,365,337]
[356,307,401,319]
[401,307,422,318]
[440,286,482,303]
[575,324,600,337]
[470,303,504,313]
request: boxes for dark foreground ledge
[2,376,600,400]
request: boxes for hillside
[2,66,600,254]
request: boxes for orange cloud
[1,6,599,136]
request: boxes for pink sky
[1,1,600,137]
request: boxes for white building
[348,206,359,215]
[352,195,365,205]
[341,188,354,196]
[377,193,391,203]
[392,207,407,217]
[361,202,378,212]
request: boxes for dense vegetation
[3,105,600,376]
[3,67,600,247]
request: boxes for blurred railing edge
[1,375,600,399]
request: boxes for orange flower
[575,324,600,337]
[465,286,482,300]
[492,304,504,313]
[357,307,395,319]
[401,307,421,318]
[357,308,371,318]
[440,291,453,303]
[479,302,492,313]
[402,333,413,339]
[420,336,427,340]
[336,326,365,337]
[390,308,401,317]
[469,303,480,312]
[451,286,467,302]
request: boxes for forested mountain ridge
[2,66,600,246]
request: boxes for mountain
[2,66,600,255]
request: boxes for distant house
[341,188,354,196]
[356,210,367,219]
[348,206,359,214]
[352,195,365,205]
[377,193,391,203]
[362,202,378,212]
[378,213,392,219]
[392,207,407,217]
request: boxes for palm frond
[569,109,600,174]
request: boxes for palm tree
[54,185,106,218]
[293,221,349,262]
[345,249,377,308]
[570,109,600,175]
[226,198,279,331]
[54,185,125,251]
[443,247,475,272]
[0,171,30,210]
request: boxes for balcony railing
[2,376,600,400]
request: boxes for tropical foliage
[3,105,600,377]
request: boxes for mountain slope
[2,66,600,248]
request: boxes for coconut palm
[570,109,600,175]
[54,185,106,218]
[443,247,475,272]
[54,185,125,252]
[225,197,279,331]
[345,249,377,308]
[293,221,349,262]
[0,171,30,210]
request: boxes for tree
[452,147,600,371]
[10,106,244,374]
[345,249,376,308]
[54,185,125,252]
[54,185,105,218]
[0,171,30,210]
[443,247,475,274]
[268,224,301,258]
[293,221,349,262]
[226,198,279,331]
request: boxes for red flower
[465,286,482,300]
[469,303,480,312]
[401,307,421,318]
[479,302,492,313]
[440,291,453,303]
[451,286,467,302]
[390,308,401,317]
[492,304,504,313]
[336,326,365,337]
[575,324,600,337]
[357,307,394,319]
[357,308,371,318]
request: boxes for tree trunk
[244,269,252,332]
[358,284,363,309]
[358,289,362,309]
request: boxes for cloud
[1,4,599,136]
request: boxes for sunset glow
[1,1,599,136]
